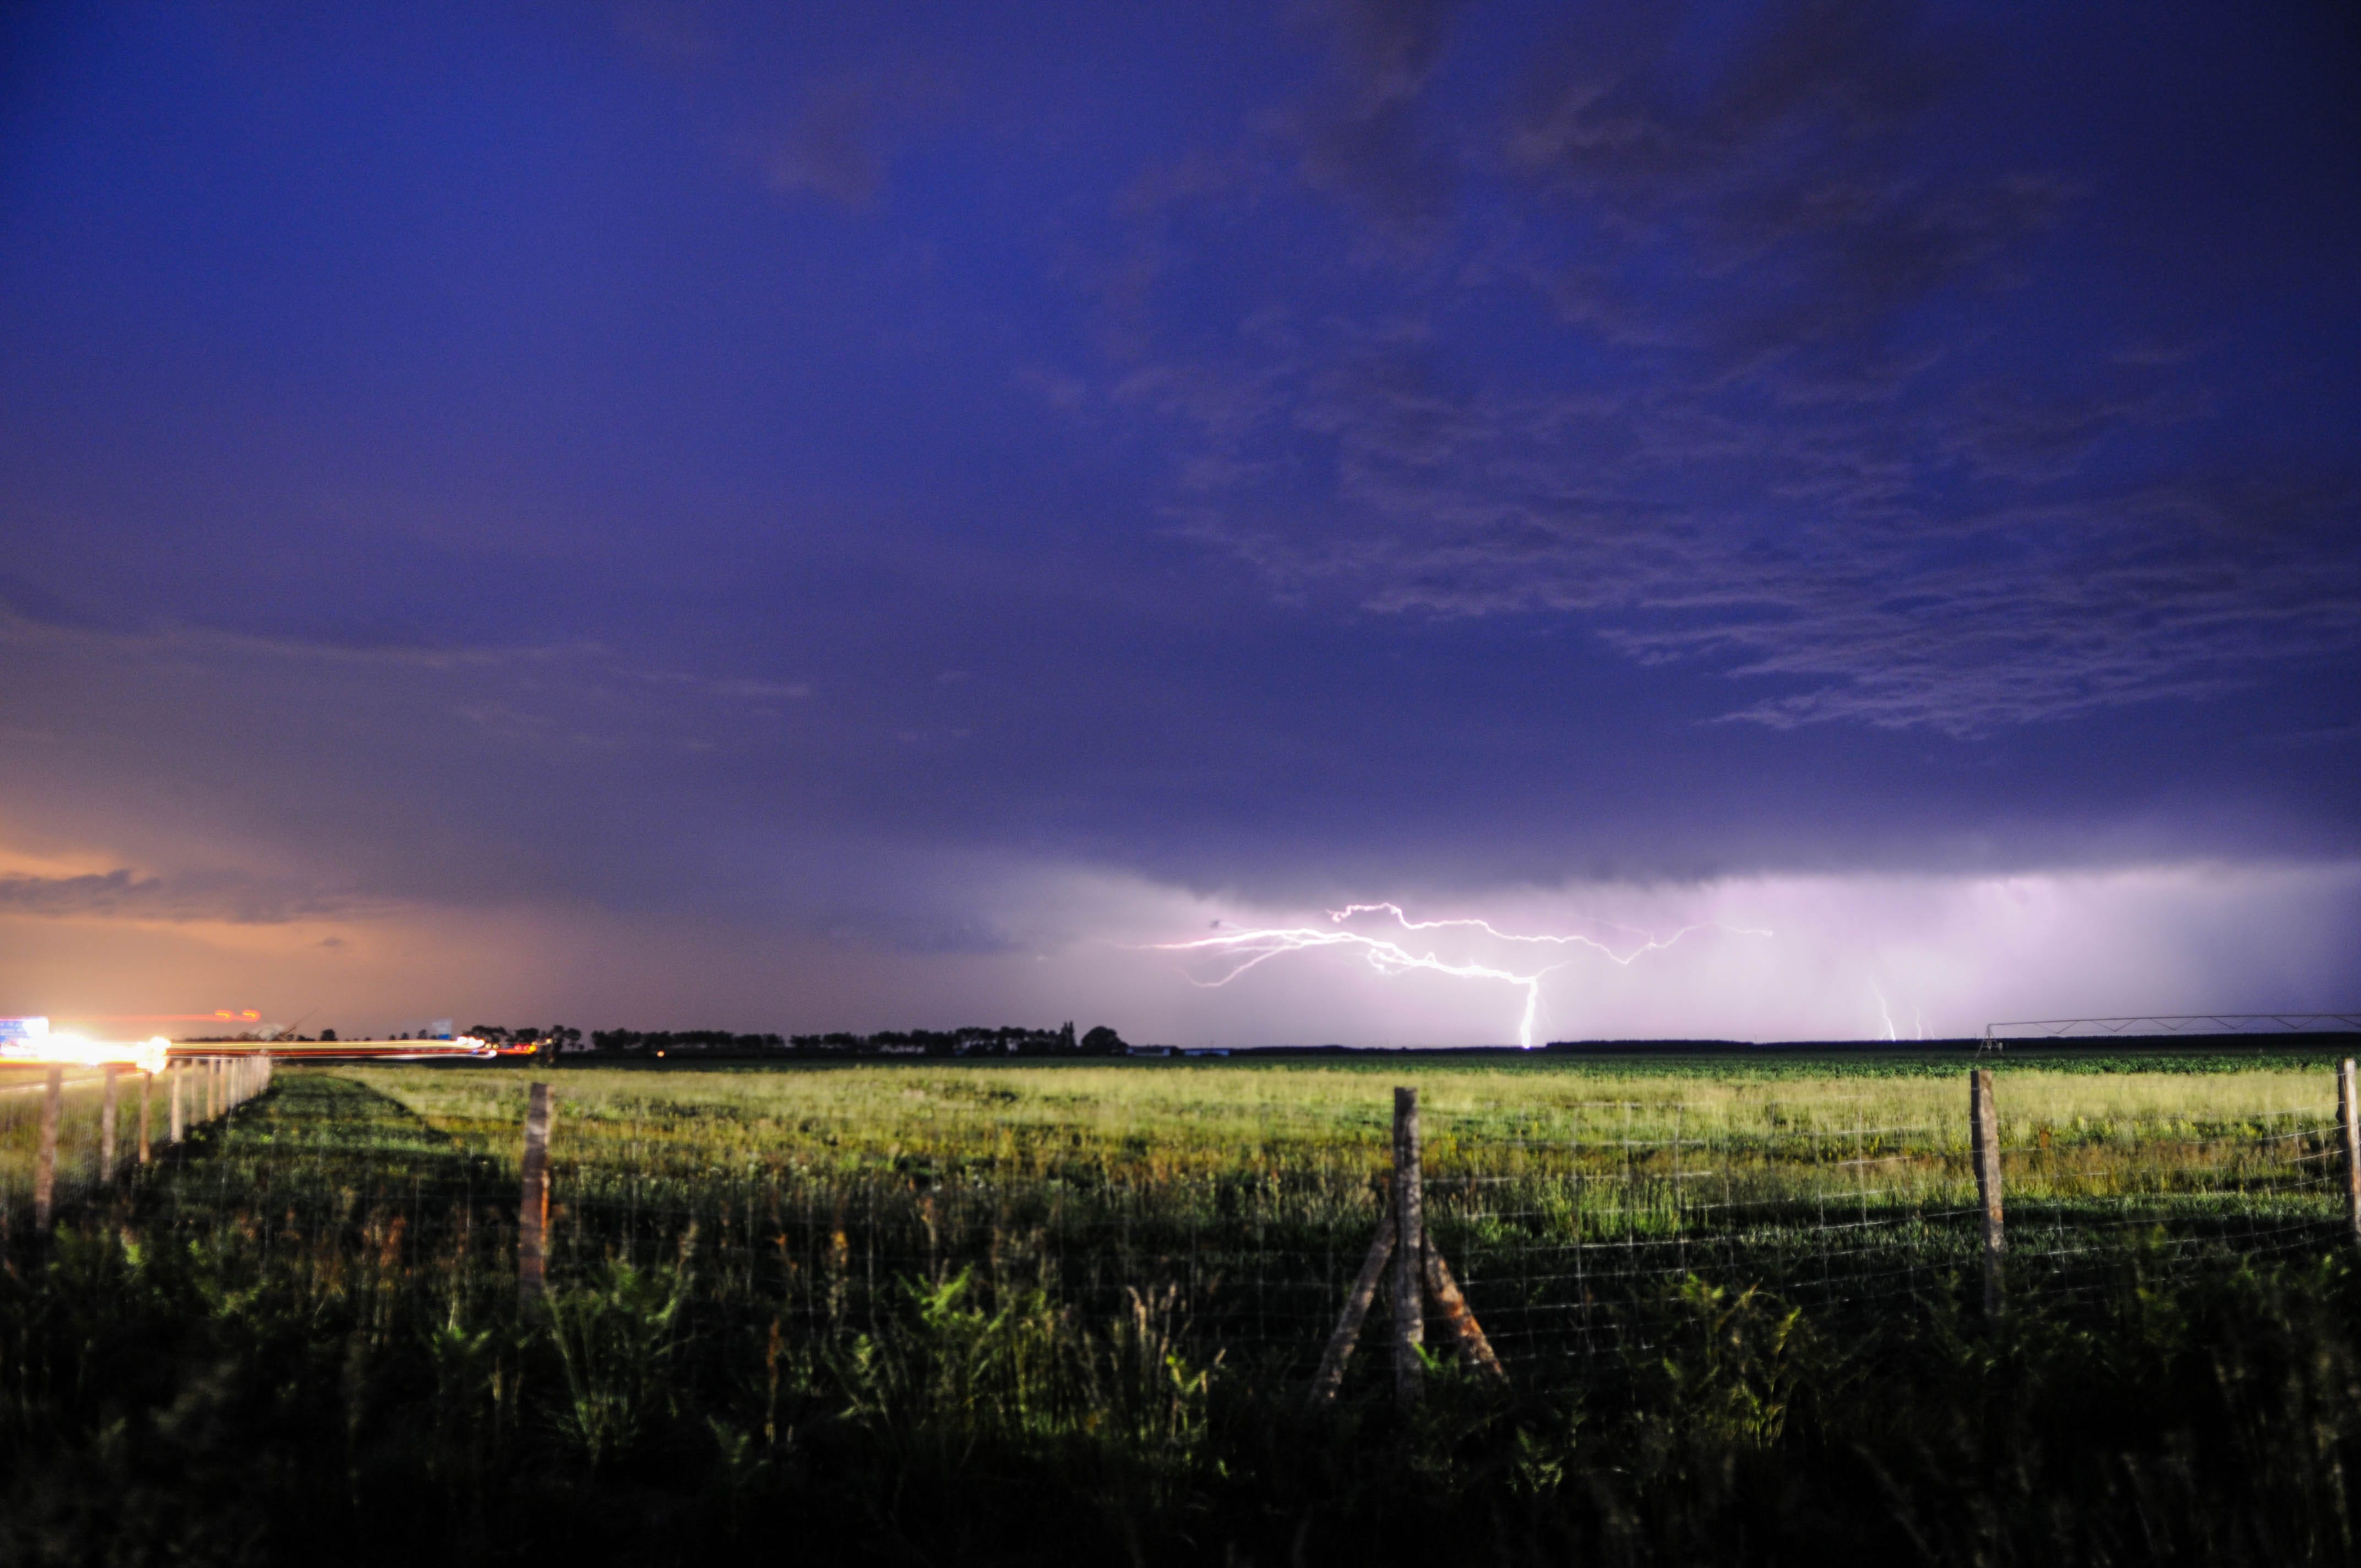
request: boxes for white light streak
[0,1033,171,1074]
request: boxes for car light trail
[0,1027,172,1074]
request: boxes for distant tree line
[785,1023,1129,1057]
[456,1022,1130,1059]
[587,1029,784,1055]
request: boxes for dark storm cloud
[0,0,2354,990]
[1497,1,2075,386]
[1145,318,2361,731]
[1117,0,2361,734]
[1285,0,1470,232]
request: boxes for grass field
[338,1052,2352,1365]
[4,1050,2360,1564]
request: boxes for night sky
[3,1,2357,1044]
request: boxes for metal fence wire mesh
[525,1089,2349,1391]
[3,1067,2347,1396]
[0,1057,271,1239]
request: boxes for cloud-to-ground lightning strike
[1149,903,1773,1048]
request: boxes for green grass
[349,1054,2348,1303]
[3,1055,2359,1564]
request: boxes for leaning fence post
[137,1071,153,1166]
[34,1068,63,1234]
[1421,1239,1507,1384]
[2338,1060,2361,1246]
[1310,1201,1396,1404]
[518,1081,556,1311]
[99,1064,119,1180]
[1391,1085,1425,1404]
[1970,1068,2004,1317]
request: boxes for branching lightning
[1148,902,1772,1048]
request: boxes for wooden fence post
[137,1071,153,1166]
[1391,1086,1424,1404]
[518,1082,556,1311]
[1970,1068,2004,1317]
[100,1065,118,1180]
[2339,1060,2361,1246]
[170,1068,186,1144]
[1311,1093,1511,1406]
[1310,1205,1396,1404]
[1421,1240,1508,1383]
[34,1069,62,1234]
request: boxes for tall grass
[317,1058,2343,1380]
[2,1060,2357,1564]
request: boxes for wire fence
[0,1055,272,1240]
[514,1082,2351,1391]
[6,1063,2351,1396]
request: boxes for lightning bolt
[1148,903,1772,1048]
[1325,903,1771,963]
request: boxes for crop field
[5,1049,2361,1565]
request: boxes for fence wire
[6,1069,2349,1396]
[0,1056,271,1239]
[516,1096,2353,1391]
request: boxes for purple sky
[2,0,2357,1043]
